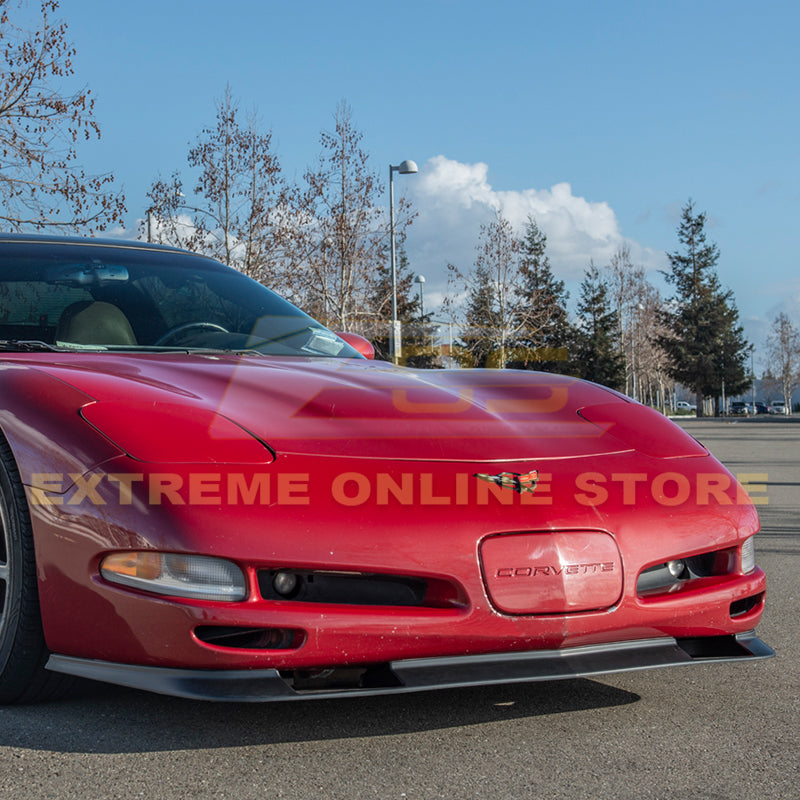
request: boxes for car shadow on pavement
[0,677,639,754]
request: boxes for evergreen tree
[711,294,750,413]
[571,264,625,390]
[658,201,748,415]
[509,216,571,372]
[460,261,498,368]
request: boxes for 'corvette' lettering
[496,563,615,577]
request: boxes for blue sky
[59,0,799,362]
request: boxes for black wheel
[0,436,71,703]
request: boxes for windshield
[0,240,360,358]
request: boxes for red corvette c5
[0,235,772,703]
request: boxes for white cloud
[403,155,663,316]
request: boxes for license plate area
[480,530,623,614]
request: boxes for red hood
[31,353,693,462]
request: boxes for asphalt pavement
[0,418,797,800]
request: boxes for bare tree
[286,102,414,330]
[606,245,638,395]
[446,210,541,368]
[144,171,198,251]
[145,87,286,286]
[0,0,125,231]
[633,279,674,408]
[605,245,672,406]
[765,312,800,409]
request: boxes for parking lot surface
[0,418,797,800]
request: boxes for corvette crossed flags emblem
[473,470,539,494]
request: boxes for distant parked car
[730,401,749,416]
[676,401,697,412]
[769,400,790,415]
[754,402,771,415]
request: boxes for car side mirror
[335,332,375,360]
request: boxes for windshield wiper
[0,339,63,352]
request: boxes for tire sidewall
[0,455,24,674]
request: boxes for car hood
[34,353,705,462]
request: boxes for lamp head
[395,160,418,175]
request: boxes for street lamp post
[631,302,644,402]
[414,273,426,319]
[415,273,426,350]
[389,159,418,364]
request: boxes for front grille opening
[195,625,304,650]
[258,569,464,608]
[730,592,764,618]
[280,664,402,692]
[259,570,425,606]
[677,634,751,659]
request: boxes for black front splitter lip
[46,632,774,702]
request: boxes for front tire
[0,436,70,703]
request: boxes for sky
[47,0,800,365]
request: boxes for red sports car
[0,235,772,703]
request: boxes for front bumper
[47,632,774,702]
[32,450,768,672]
